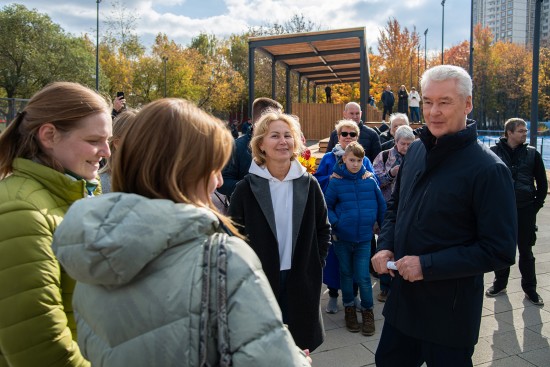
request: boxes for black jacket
[326,121,381,162]
[219,132,252,197]
[490,138,547,210]
[229,172,331,351]
[378,122,517,348]
[381,90,395,107]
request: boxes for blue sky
[2,0,472,53]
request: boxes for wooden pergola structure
[248,27,370,117]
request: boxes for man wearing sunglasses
[325,102,381,163]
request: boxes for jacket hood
[249,159,306,181]
[52,193,220,287]
[332,161,366,180]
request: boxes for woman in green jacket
[0,82,112,367]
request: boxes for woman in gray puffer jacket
[52,98,311,367]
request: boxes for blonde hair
[344,141,365,159]
[250,112,304,166]
[335,119,360,136]
[111,98,241,236]
[100,110,137,175]
[0,82,110,178]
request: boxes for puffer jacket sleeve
[224,237,311,366]
[0,200,89,367]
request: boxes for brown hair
[0,82,110,178]
[100,110,137,175]
[503,118,527,138]
[252,97,283,123]
[344,141,365,159]
[250,112,304,166]
[111,98,241,235]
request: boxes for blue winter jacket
[325,162,386,243]
[314,151,377,193]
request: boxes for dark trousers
[376,322,474,367]
[493,205,537,293]
[279,269,291,323]
[382,105,393,121]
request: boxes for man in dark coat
[218,98,282,197]
[486,118,548,305]
[381,85,395,121]
[372,65,517,366]
[326,102,381,163]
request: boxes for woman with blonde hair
[52,99,311,366]
[0,81,112,367]
[99,109,137,193]
[229,111,331,352]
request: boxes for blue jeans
[409,107,420,122]
[333,240,373,310]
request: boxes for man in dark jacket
[325,102,381,162]
[218,98,282,197]
[486,118,548,305]
[371,65,517,366]
[381,85,395,121]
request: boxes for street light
[162,56,168,98]
[96,0,102,91]
[424,28,428,72]
[441,0,446,65]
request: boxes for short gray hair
[344,101,361,112]
[389,113,409,128]
[394,125,415,142]
[420,65,472,98]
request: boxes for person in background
[325,85,332,103]
[218,97,282,198]
[52,98,312,367]
[397,85,409,115]
[372,125,415,303]
[99,110,137,193]
[408,87,421,123]
[314,119,377,314]
[381,85,395,122]
[111,93,126,119]
[325,102,381,163]
[0,81,112,367]
[371,65,516,366]
[485,118,548,306]
[325,142,386,336]
[229,112,331,352]
[379,113,410,151]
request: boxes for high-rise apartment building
[473,0,549,46]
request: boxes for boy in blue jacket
[325,142,386,336]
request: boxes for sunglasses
[340,132,358,138]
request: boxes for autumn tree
[377,18,420,92]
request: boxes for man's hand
[371,250,395,276]
[396,256,423,282]
[113,96,126,112]
[390,165,400,177]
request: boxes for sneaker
[325,296,339,314]
[344,306,361,332]
[525,292,544,306]
[361,309,375,336]
[377,290,388,302]
[485,285,507,297]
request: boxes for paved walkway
[312,200,550,367]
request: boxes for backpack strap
[382,149,390,167]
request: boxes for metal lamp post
[424,28,428,72]
[96,0,102,91]
[162,56,168,98]
[441,0,446,65]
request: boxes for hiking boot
[361,309,375,336]
[485,285,507,297]
[344,306,361,332]
[525,292,544,306]
[377,290,388,302]
[325,297,339,314]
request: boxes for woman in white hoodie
[229,112,331,352]
[52,99,312,367]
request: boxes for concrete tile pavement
[311,200,550,367]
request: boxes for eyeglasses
[339,132,358,138]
